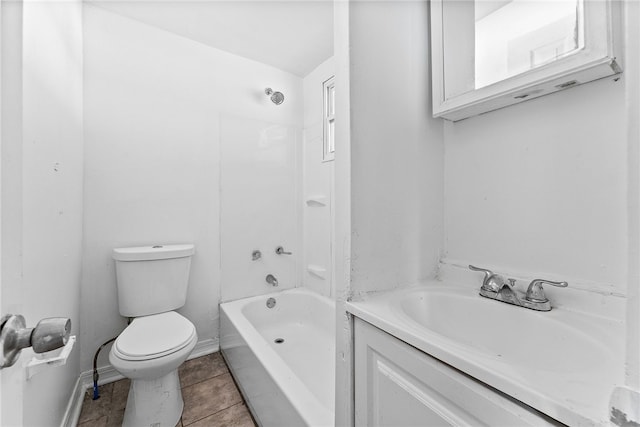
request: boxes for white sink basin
[347,283,625,426]
[396,287,608,373]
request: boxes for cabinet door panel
[354,318,560,427]
[369,353,477,426]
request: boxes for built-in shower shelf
[307,265,327,279]
[305,196,327,207]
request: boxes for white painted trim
[322,75,336,162]
[186,337,219,360]
[61,338,219,427]
[333,0,352,424]
[59,376,84,427]
[80,365,125,391]
[623,0,640,396]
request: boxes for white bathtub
[220,288,335,427]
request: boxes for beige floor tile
[181,373,242,425]
[77,383,114,424]
[179,352,229,388]
[186,403,256,427]
[105,408,125,427]
[78,414,108,427]
[111,378,131,411]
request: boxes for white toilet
[109,244,198,427]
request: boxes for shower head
[265,88,285,105]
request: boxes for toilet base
[123,369,183,427]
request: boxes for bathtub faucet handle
[275,246,292,255]
[266,274,278,287]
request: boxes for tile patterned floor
[77,352,256,427]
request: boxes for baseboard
[187,337,219,360]
[62,338,219,427]
[59,376,85,427]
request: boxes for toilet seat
[114,311,196,361]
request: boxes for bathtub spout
[266,274,278,287]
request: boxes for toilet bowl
[109,311,198,427]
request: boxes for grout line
[221,367,257,426]
[182,401,246,427]
[219,353,258,426]
[179,368,231,390]
[180,357,242,426]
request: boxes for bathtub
[220,288,335,427]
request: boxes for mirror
[474,0,582,90]
[431,0,621,121]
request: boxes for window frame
[323,76,336,162]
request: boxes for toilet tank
[112,244,195,317]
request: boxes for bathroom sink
[346,282,625,426]
[395,287,606,373]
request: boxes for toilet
[109,244,198,427]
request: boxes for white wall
[334,1,444,424]
[21,1,83,425]
[625,0,640,394]
[340,1,631,300]
[303,57,335,298]
[220,116,302,302]
[348,1,444,295]
[0,2,25,425]
[443,64,627,295]
[81,5,303,372]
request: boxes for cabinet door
[354,318,560,427]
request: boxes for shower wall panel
[220,115,302,302]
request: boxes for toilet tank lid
[112,244,195,261]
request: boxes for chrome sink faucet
[469,265,568,311]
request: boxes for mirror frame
[430,0,622,121]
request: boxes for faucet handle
[525,279,568,303]
[469,265,498,291]
[275,246,292,255]
[507,278,516,288]
[469,265,493,280]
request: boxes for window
[323,76,335,161]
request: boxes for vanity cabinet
[354,318,561,426]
